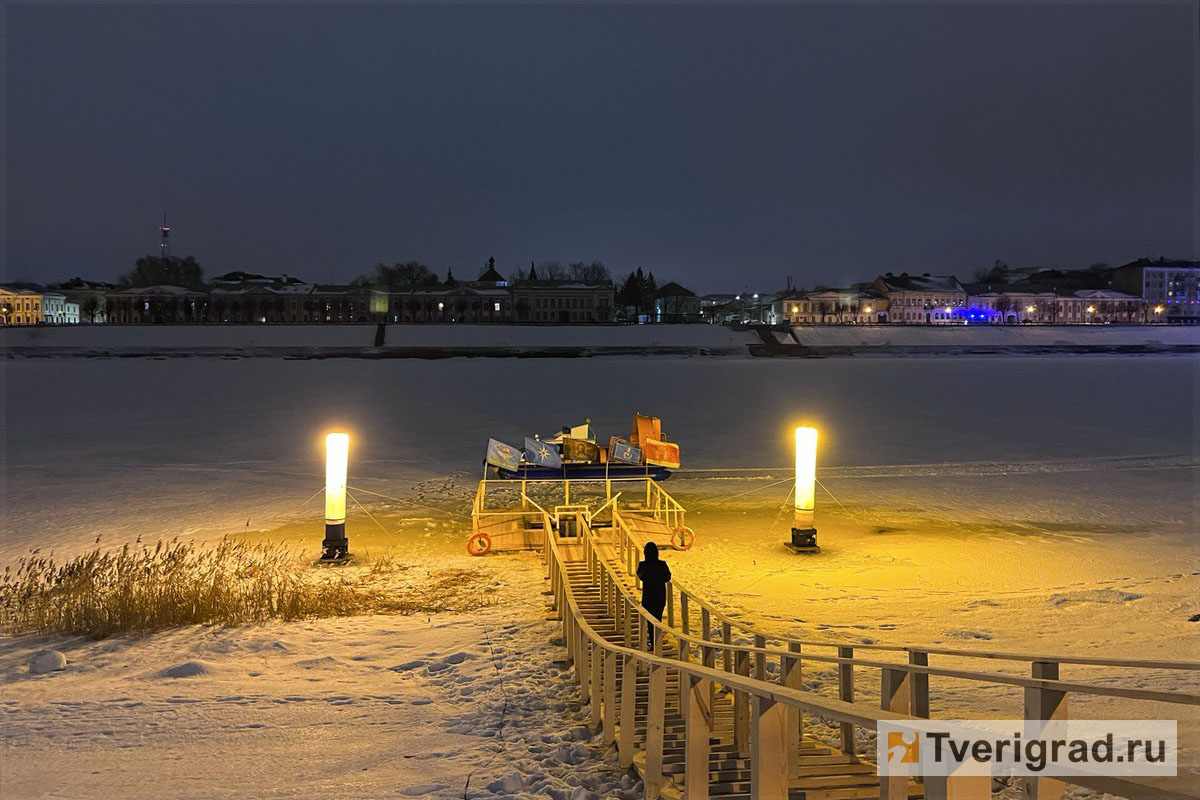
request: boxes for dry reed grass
[0,538,494,638]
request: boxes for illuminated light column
[321,432,350,561]
[788,426,820,553]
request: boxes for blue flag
[524,437,563,468]
[608,437,642,465]
[485,438,522,472]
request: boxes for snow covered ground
[1,354,1197,797]
[1,547,642,800]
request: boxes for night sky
[6,4,1195,293]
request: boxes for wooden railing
[475,477,676,520]
[544,524,925,800]
[643,478,686,530]
[591,518,1200,800]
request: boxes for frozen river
[1,354,1196,558]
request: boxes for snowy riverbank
[1,549,647,800]
[2,354,1196,797]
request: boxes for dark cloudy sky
[6,3,1196,293]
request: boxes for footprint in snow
[1049,589,1143,606]
[942,629,994,641]
[399,784,448,796]
[292,656,342,670]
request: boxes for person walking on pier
[637,541,671,650]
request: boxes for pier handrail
[587,491,621,525]
[607,505,1200,673]
[588,528,1200,705]
[542,524,924,800]
[548,522,1200,800]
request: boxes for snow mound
[28,649,68,674]
[153,660,215,679]
[1049,589,1143,606]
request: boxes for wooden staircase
[560,555,924,799]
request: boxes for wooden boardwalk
[472,476,1200,799]
[559,542,924,799]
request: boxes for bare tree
[536,261,567,280]
[568,261,611,282]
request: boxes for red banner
[642,438,680,468]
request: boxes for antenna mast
[159,214,171,260]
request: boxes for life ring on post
[670,525,695,551]
[466,532,493,556]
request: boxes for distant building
[779,289,887,325]
[699,294,737,324]
[1110,258,1199,322]
[1055,290,1143,325]
[209,276,322,323]
[377,286,511,323]
[718,293,777,325]
[512,278,614,324]
[367,257,514,323]
[873,273,967,324]
[55,278,113,323]
[963,284,1059,324]
[40,292,80,324]
[653,282,701,323]
[106,286,209,324]
[473,257,509,288]
[0,287,43,325]
[308,285,371,324]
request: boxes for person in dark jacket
[636,541,671,650]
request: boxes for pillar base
[785,527,820,554]
[320,522,350,562]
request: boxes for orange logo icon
[888,731,919,763]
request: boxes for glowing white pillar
[789,426,819,552]
[793,427,816,528]
[322,432,350,560]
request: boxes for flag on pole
[524,437,562,468]
[643,438,681,468]
[562,438,601,463]
[608,436,642,465]
[485,438,522,472]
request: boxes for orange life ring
[670,525,695,551]
[466,532,493,556]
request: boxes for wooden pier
[539,514,1200,800]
